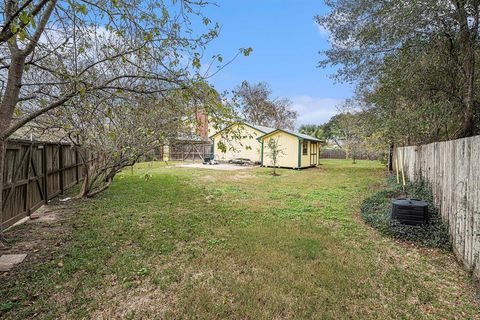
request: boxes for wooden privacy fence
[320,148,383,160]
[145,143,213,162]
[1,139,85,229]
[394,135,480,278]
[320,149,347,159]
[168,143,213,161]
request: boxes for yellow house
[210,123,275,163]
[258,129,323,169]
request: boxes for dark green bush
[361,175,451,250]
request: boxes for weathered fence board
[168,143,213,161]
[394,135,480,278]
[1,140,84,229]
[320,148,382,160]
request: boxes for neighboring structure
[160,109,213,161]
[209,122,323,168]
[210,123,276,163]
[162,133,213,162]
[258,129,322,169]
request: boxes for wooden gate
[2,140,84,229]
[169,143,213,161]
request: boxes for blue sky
[201,0,353,126]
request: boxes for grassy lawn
[1,159,478,319]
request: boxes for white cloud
[290,96,344,126]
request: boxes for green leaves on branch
[241,47,253,56]
[192,56,201,69]
[75,4,88,15]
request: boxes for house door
[310,142,317,166]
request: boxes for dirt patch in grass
[1,204,73,262]
[232,172,255,180]
[0,202,78,317]
[199,175,216,182]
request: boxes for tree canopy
[0,0,248,219]
[299,114,345,148]
[233,81,298,130]
[317,0,480,145]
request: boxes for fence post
[42,145,49,204]
[23,144,32,214]
[59,145,64,194]
[75,147,80,183]
[388,144,394,172]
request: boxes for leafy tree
[265,137,285,175]
[299,116,345,148]
[77,101,167,198]
[359,48,463,146]
[334,112,364,164]
[322,115,346,147]
[298,124,324,139]
[317,0,480,140]
[0,0,249,234]
[234,81,298,130]
[31,79,227,197]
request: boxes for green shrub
[361,175,451,250]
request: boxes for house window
[302,141,308,155]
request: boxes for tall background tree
[300,109,387,162]
[299,114,345,148]
[233,81,298,130]
[298,124,324,140]
[317,0,480,147]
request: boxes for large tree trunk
[387,144,394,172]
[0,53,26,127]
[455,0,478,137]
[76,159,94,198]
[460,44,476,137]
[78,173,90,198]
[0,51,26,240]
